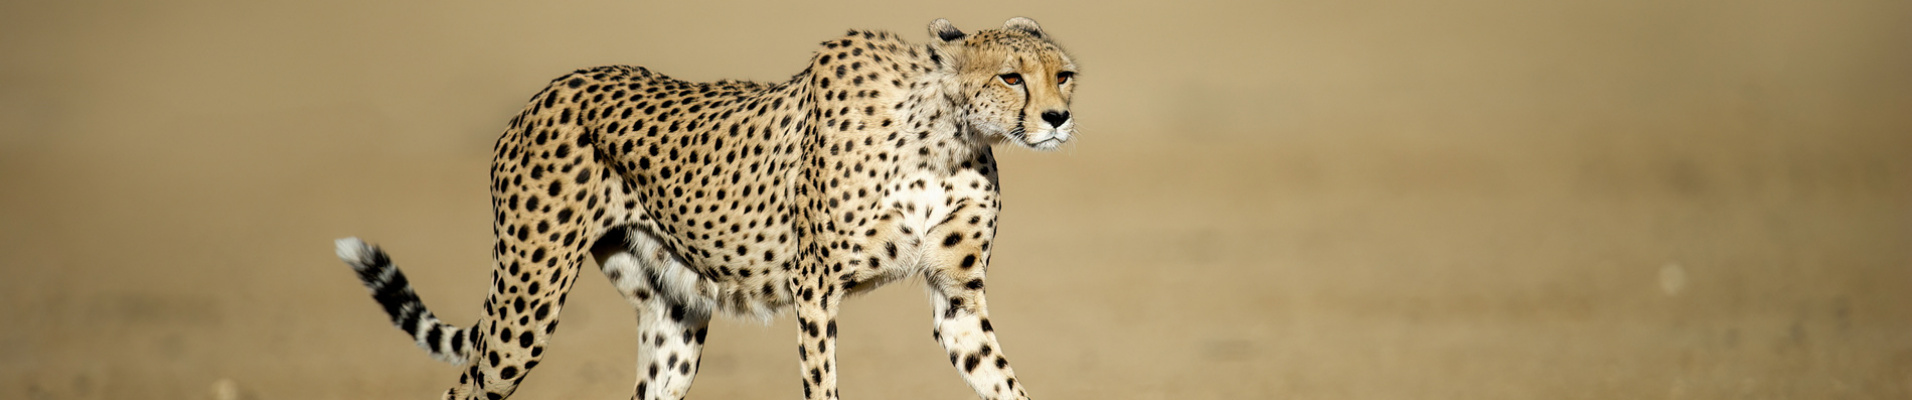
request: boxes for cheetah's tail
[335,237,473,365]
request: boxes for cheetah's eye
[1057,71,1074,84]
[999,73,1023,86]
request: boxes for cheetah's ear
[1003,17,1045,39]
[929,18,966,42]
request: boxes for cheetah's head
[931,17,1079,151]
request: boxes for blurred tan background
[3,0,1909,399]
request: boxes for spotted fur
[338,17,1078,400]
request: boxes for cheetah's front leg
[792,276,844,400]
[926,233,1030,399]
[929,273,1030,400]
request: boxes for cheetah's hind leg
[593,228,712,400]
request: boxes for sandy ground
[3,1,1910,399]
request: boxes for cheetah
[336,17,1078,400]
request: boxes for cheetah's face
[932,18,1079,151]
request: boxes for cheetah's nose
[1040,110,1070,128]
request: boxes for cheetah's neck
[888,49,989,176]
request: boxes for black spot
[519,331,534,347]
[960,254,976,269]
[943,233,962,247]
[499,366,518,379]
[963,353,981,372]
[964,279,984,290]
[423,325,443,351]
[450,329,467,354]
